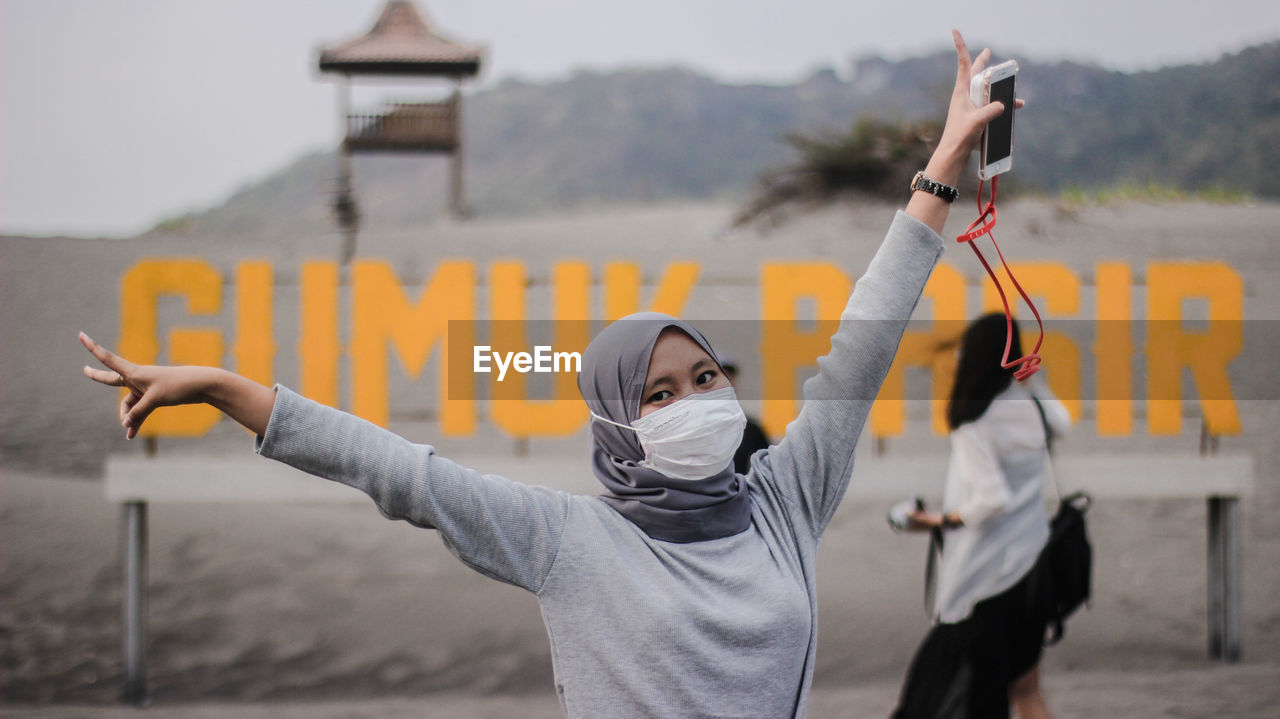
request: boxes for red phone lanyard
[955,176,1043,380]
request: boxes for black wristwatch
[910,171,959,203]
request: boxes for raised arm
[906,30,1018,234]
[758,31,1019,537]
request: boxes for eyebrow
[692,358,717,374]
[642,372,675,398]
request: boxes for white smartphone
[969,60,1018,179]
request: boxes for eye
[696,370,717,386]
[646,389,674,404]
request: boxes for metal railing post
[122,500,148,704]
[1207,496,1225,659]
[1221,496,1242,662]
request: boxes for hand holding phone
[969,59,1018,179]
[887,497,927,532]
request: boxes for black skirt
[890,568,1047,719]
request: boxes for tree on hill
[733,117,945,227]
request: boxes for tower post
[318,1,483,234]
[450,84,465,218]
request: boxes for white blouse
[934,378,1071,624]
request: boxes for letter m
[351,261,475,433]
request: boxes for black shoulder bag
[1030,396,1093,645]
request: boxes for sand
[4,467,1279,717]
[6,664,1280,718]
[3,198,1279,716]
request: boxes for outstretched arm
[80,331,275,438]
[81,332,567,592]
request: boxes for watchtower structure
[319,0,483,258]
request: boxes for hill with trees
[152,41,1280,236]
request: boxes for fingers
[125,393,159,440]
[84,330,139,437]
[952,29,970,82]
[118,389,150,440]
[120,393,133,427]
[967,100,1009,148]
[971,47,992,78]
[84,365,127,387]
[952,31,994,94]
[977,100,1008,124]
[120,391,139,421]
[117,389,145,438]
[79,331,114,367]
[79,332,134,377]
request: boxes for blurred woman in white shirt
[892,312,1070,719]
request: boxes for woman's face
[638,328,730,417]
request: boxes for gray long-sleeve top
[256,210,944,718]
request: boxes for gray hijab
[578,312,751,543]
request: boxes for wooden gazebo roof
[319,0,482,77]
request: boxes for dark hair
[946,313,1021,430]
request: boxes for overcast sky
[3,0,1278,237]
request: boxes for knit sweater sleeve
[255,386,568,593]
[759,210,944,538]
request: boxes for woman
[718,354,773,474]
[82,31,1016,718]
[893,313,1071,719]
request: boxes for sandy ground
[5,664,1280,718]
[3,454,1278,716]
[3,199,1279,716]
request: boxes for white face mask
[591,386,748,480]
